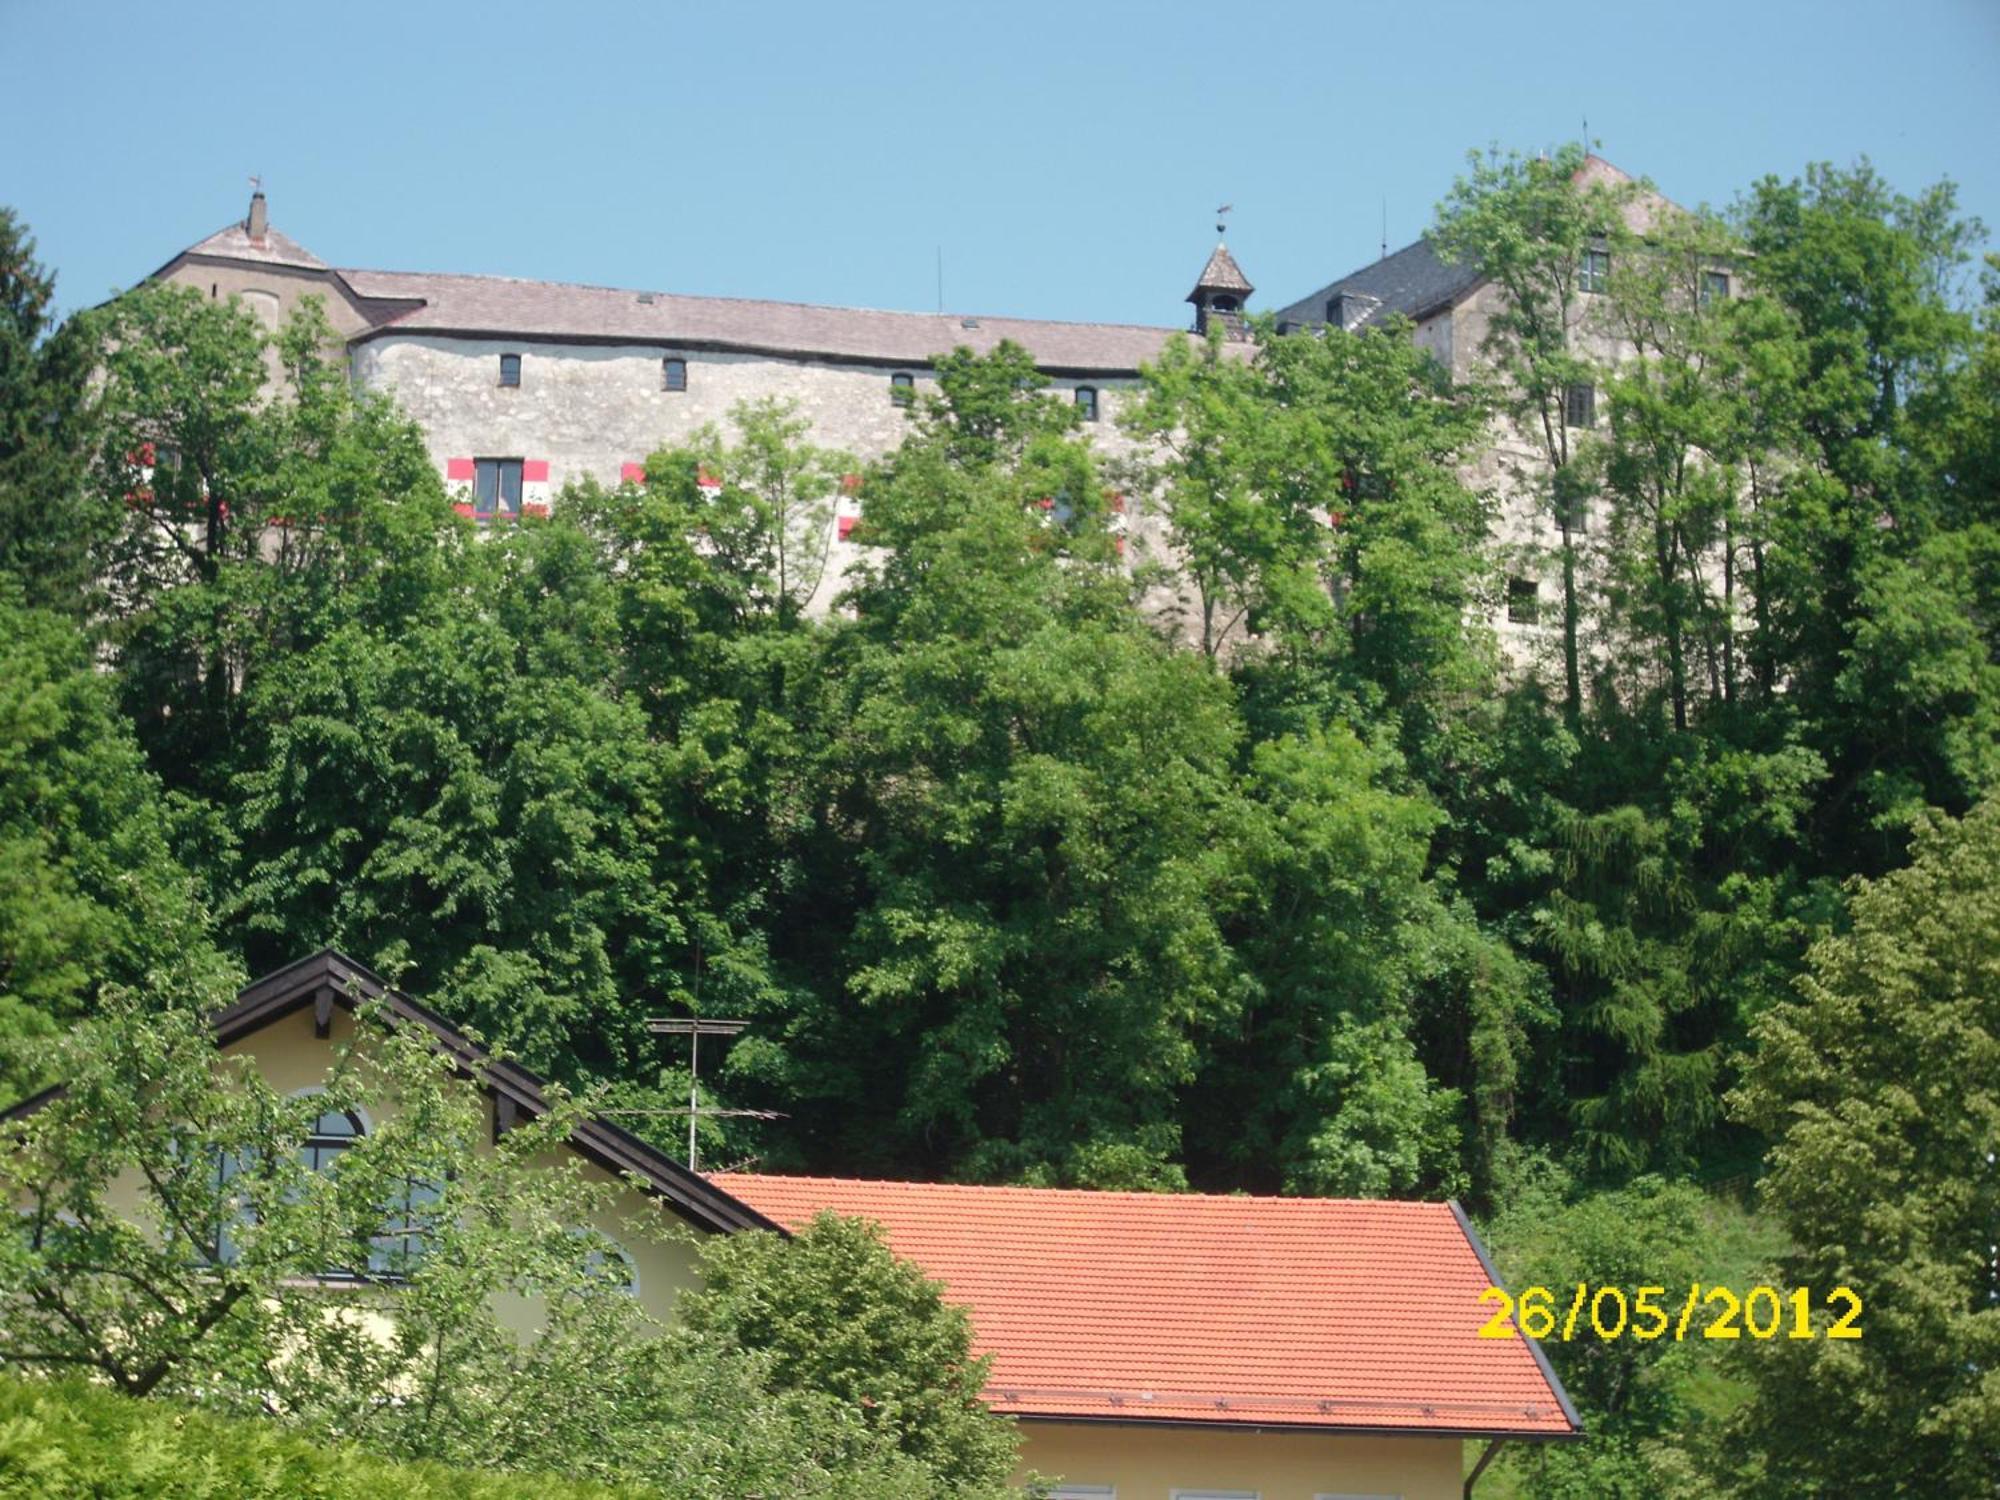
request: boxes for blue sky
[5,0,1996,328]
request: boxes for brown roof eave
[213,950,783,1236]
[6,949,779,1239]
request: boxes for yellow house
[106,951,1584,1497]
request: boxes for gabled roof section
[1187,242,1254,302]
[1275,156,1683,333]
[1573,153,1680,234]
[710,1172,1582,1440]
[181,219,329,272]
[336,268,1179,375]
[198,951,777,1236]
[1272,236,1484,331]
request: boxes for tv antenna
[641,1017,782,1171]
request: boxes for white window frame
[1046,1487,1115,1500]
[1171,1491,1258,1500]
[1315,1493,1403,1500]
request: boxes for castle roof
[182,218,329,271]
[1273,155,1685,332]
[1272,236,1483,331]
[335,267,1184,374]
[713,1171,1581,1438]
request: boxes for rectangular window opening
[1507,576,1541,625]
[1579,248,1610,294]
[498,353,521,387]
[1563,382,1596,430]
[473,458,524,520]
[663,357,687,392]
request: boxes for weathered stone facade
[145,166,1693,636]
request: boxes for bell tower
[1187,229,1254,339]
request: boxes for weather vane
[249,173,262,193]
[1215,202,1233,237]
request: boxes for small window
[1507,577,1541,625]
[473,458,524,520]
[1211,295,1238,313]
[1579,248,1610,293]
[1075,386,1098,422]
[890,371,915,406]
[498,353,521,388]
[1050,1488,1117,1500]
[663,357,687,392]
[1564,382,1596,430]
[1701,270,1730,307]
[1325,294,1346,328]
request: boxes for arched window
[890,371,915,406]
[299,1109,363,1173]
[1074,386,1098,422]
[662,357,688,392]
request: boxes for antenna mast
[645,1017,751,1171]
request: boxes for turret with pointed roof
[1187,241,1253,338]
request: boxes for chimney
[246,190,268,241]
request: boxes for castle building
[149,194,1211,603]
[148,161,1686,632]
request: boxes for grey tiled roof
[1187,242,1254,299]
[338,267,1186,374]
[1271,237,1483,331]
[1275,157,1682,332]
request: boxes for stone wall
[351,334,1149,612]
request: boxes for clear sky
[4,0,1996,329]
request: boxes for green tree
[1736,163,1998,869]
[0,987,662,1445]
[1726,796,2000,1496]
[0,207,98,609]
[1432,142,1636,718]
[92,286,456,797]
[678,1212,1019,1492]
[1483,1161,1725,1498]
[0,587,231,1103]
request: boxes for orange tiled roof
[708,1173,1579,1438]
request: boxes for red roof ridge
[708,1170,1455,1212]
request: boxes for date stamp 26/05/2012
[1478,1283,1862,1342]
